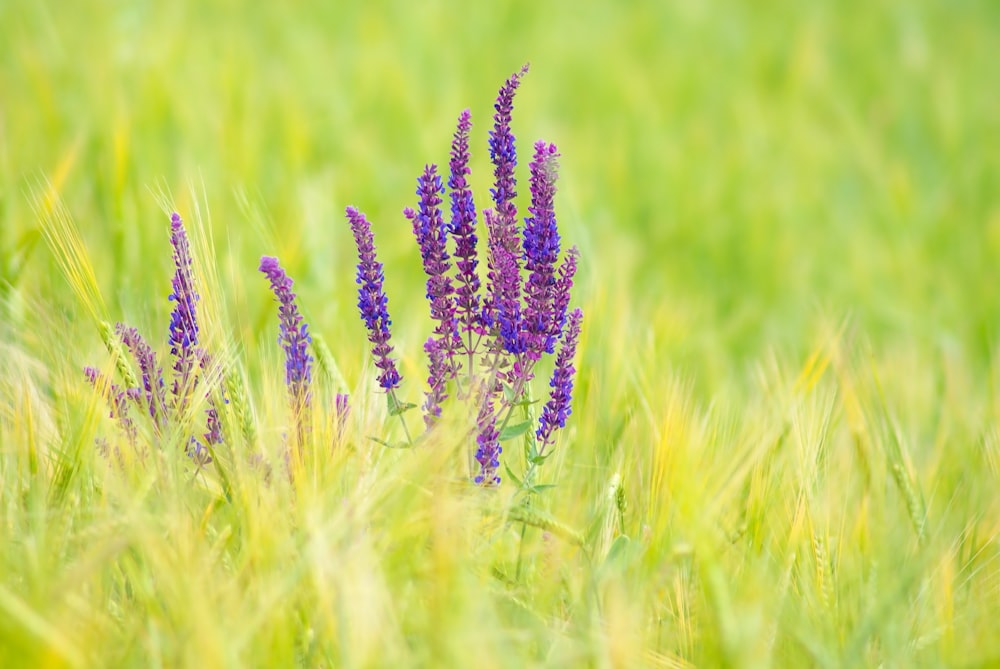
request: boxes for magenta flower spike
[346,206,402,391]
[259,256,313,416]
[448,109,482,342]
[536,308,583,453]
[167,213,201,415]
[522,141,562,356]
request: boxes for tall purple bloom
[485,209,525,354]
[474,387,501,487]
[522,141,562,356]
[406,165,462,425]
[448,110,482,342]
[489,64,528,224]
[167,213,201,414]
[346,206,402,391]
[116,323,167,431]
[482,65,528,333]
[84,366,140,446]
[259,256,313,419]
[536,308,583,453]
[550,246,579,343]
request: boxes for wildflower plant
[85,213,222,466]
[346,65,583,488]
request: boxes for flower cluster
[346,65,583,487]
[85,213,222,465]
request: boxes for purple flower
[346,206,402,391]
[259,256,313,416]
[536,308,583,452]
[422,336,448,428]
[489,64,528,225]
[474,387,501,486]
[116,323,167,430]
[406,165,462,424]
[167,213,201,413]
[84,366,139,446]
[448,109,482,341]
[550,246,579,343]
[406,165,457,340]
[484,208,524,354]
[522,141,562,355]
[482,65,528,333]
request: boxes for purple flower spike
[489,64,529,225]
[259,256,313,417]
[523,141,562,355]
[116,323,167,430]
[406,165,456,339]
[406,165,462,423]
[448,110,482,339]
[167,213,201,413]
[482,66,529,343]
[422,336,448,428]
[474,389,502,487]
[484,208,525,353]
[536,308,583,453]
[346,206,402,391]
[84,366,139,446]
[550,246,579,343]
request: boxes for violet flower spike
[406,165,456,344]
[482,65,528,331]
[448,109,482,345]
[259,256,313,417]
[116,323,167,430]
[474,388,502,487]
[484,208,525,354]
[422,336,448,428]
[84,366,139,446]
[550,246,579,344]
[406,165,462,424]
[536,308,583,453]
[346,206,402,391]
[167,213,201,414]
[522,141,562,356]
[489,64,528,224]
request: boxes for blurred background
[2,0,999,394]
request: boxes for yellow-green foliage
[2,1,1000,667]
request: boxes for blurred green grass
[3,1,1000,667]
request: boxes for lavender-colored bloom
[84,366,139,446]
[406,165,462,423]
[482,66,528,331]
[187,437,213,467]
[259,256,313,416]
[484,209,525,354]
[448,110,482,339]
[167,213,201,413]
[474,388,502,486]
[346,206,401,391]
[116,323,167,430]
[422,336,448,428]
[489,64,528,224]
[522,141,562,355]
[550,246,579,343]
[406,165,456,341]
[536,308,583,452]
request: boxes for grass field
[2,1,1000,667]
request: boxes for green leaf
[369,436,413,449]
[499,420,532,441]
[503,462,524,487]
[528,450,555,466]
[386,394,416,416]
